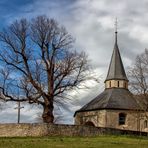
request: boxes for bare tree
[128,49,148,110]
[128,49,148,132]
[128,49,148,94]
[36,105,68,124]
[0,16,97,123]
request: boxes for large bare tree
[0,16,96,123]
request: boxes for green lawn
[0,135,148,148]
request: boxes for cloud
[0,102,41,123]
[0,0,148,124]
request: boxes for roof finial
[115,17,118,33]
[114,17,118,43]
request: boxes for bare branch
[0,16,98,123]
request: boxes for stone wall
[0,123,102,137]
[0,123,49,137]
[106,110,138,131]
[0,123,147,137]
[75,109,148,133]
[105,110,148,132]
[75,110,106,127]
[47,124,102,136]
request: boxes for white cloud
[0,102,41,123]
[1,0,148,124]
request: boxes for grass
[0,135,148,148]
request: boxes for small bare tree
[128,49,148,95]
[128,49,148,132]
[128,49,148,100]
[0,16,97,123]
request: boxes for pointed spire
[105,19,128,82]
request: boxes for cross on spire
[115,17,118,34]
[114,18,118,43]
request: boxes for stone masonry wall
[0,123,147,137]
[0,123,49,137]
[0,123,102,137]
[75,110,106,127]
[75,110,148,133]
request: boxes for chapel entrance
[84,121,95,126]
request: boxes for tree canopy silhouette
[0,16,97,123]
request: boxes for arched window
[119,113,126,125]
[144,120,148,128]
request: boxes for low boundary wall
[0,123,147,137]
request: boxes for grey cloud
[0,102,41,123]
[1,0,148,124]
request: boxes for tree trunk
[42,101,54,123]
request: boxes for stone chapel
[74,29,148,132]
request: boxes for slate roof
[75,88,141,114]
[105,32,128,82]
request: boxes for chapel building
[74,30,148,132]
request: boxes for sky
[0,0,148,124]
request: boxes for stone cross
[14,101,24,124]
